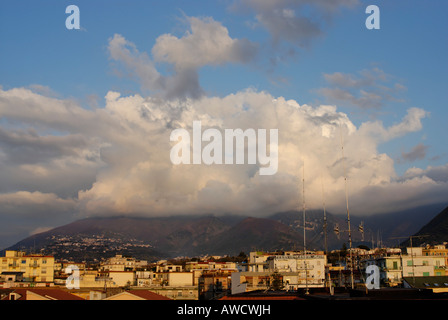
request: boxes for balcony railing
[381,267,402,271]
[296,265,314,270]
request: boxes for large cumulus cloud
[1,7,446,249]
[1,84,442,223]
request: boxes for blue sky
[2,1,446,167]
[0,0,447,248]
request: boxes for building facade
[1,251,54,284]
[403,247,446,278]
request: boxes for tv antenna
[340,126,354,290]
[301,159,309,295]
[321,174,328,255]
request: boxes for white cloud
[318,68,408,111]
[0,10,445,249]
[29,226,54,236]
[1,85,443,221]
[108,16,258,100]
[402,164,448,183]
[152,16,258,69]
[232,0,359,47]
[0,191,76,218]
[400,143,429,163]
[108,34,169,96]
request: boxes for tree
[270,271,284,291]
[357,244,370,251]
[340,243,348,257]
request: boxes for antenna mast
[302,160,309,295]
[321,175,328,255]
[340,127,354,290]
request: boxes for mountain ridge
[3,203,447,262]
[403,205,448,247]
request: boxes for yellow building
[423,244,448,273]
[1,250,55,284]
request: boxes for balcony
[381,267,402,272]
[294,265,315,270]
[29,264,40,268]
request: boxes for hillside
[3,203,446,262]
[403,206,448,246]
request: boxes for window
[407,260,412,266]
[423,272,430,277]
[393,261,398,270]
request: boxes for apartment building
[422,244,448,267]
[268,253,327,288]
[199,269,233,299]
[135,269,198,300]
[100,254,148,272]
[239,251,328,291]
[1,250,54,284]
[156,261,183,273]
[185,260,238,272]
[363,255,403,287]
[403,246,446,277]
[248,251,283,272]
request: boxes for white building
[245,251,327,290]
[108,271,135,287]
[363,255,403,287]
[402,247,446,277]
[267,253,327,289]
[100,255,148,272]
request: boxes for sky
[0,0,447,249]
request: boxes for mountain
[403,206,448,247]
[3,203,446,262]
[203,217,305,255]
[3,215,239,262]
[267,203,446,251]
